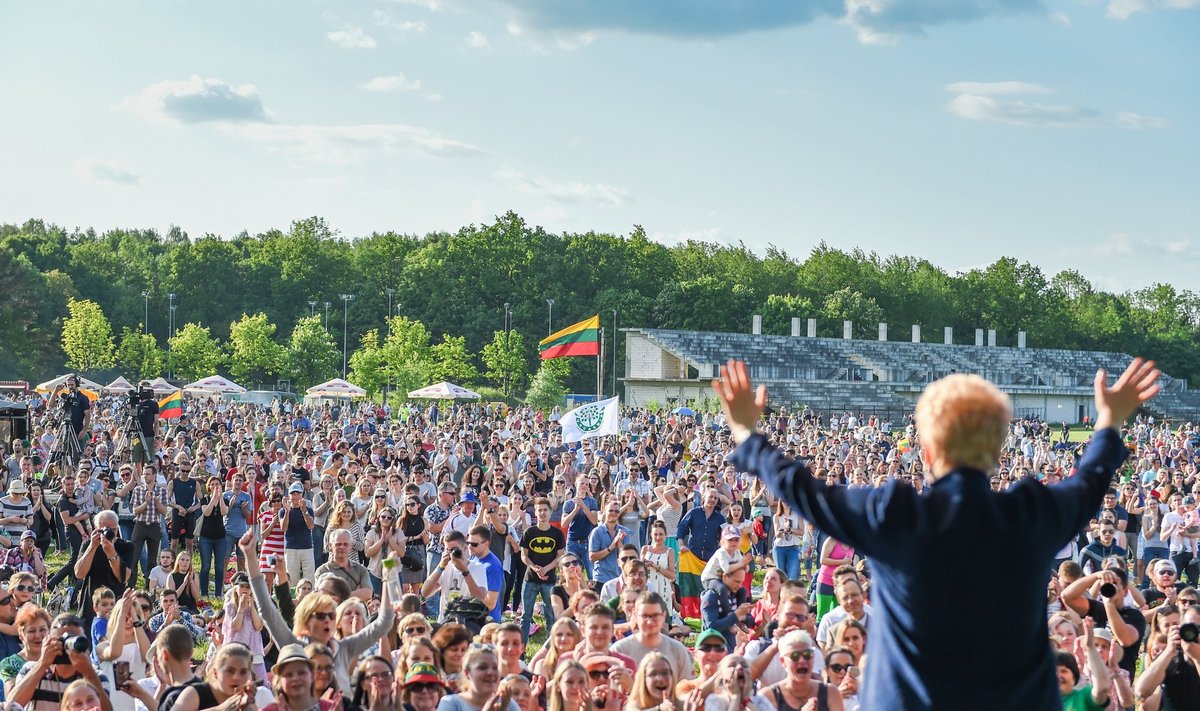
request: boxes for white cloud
[373,11,427,32]
[328,27,378,49]
[1116,111,1168,129]
[497,168,631,206]
[945,82,1166,129]
[1107,0,1200,20]
[120,76,271,124]
[1096,232,1195,260]
[384,0,441,10]
[465,31,488,48]
[235,123,485,163]
[944,81,1051,96]
[554,31,596,50]
[360,75,422,92]
[1048,10,1071,25]
[426,93,444,102]
[74,159,140,186]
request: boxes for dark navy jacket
[730,427,1127,710]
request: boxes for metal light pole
[612,308,619,398]
[385,288,395,404]
[546,298,554,335]
[141,291,150,334]
[502,303,511,397]
[324,302,331,331]
[308,300,317,318]
[168,293,177,379]
[340,294,355,377]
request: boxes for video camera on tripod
[126,385,156,409]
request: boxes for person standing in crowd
[519,497,564,640]
[128,467,169,587]
[712,356,1159,708]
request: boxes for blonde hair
[335,598,368,636]
[628,652,677,711]
[207,643,253,683]
[914,374,1010,475]
[547,661,592,711]
[294,593,337,637]
[542,618,582,674]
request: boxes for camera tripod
[39,407,83,483]
[112,406,149,466]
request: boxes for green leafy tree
[168,323,224,381]
[226,313,285,384]
[381,317,434,394]
[61,298,116,371]
[525,361,566,412]
[348,329,387,398]
[285,316,339,391]
[481,330,527,397]
[821,287,885,339]
[759,294,815,336]
[116,327,166,381]
[430,334,478,384]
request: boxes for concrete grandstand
[621,323,1200,424]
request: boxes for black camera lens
[1181,622,1200,643]
[450,548,463,559]
[1099,583,1117,599]
[53,634,91,664]
[103,529,117,541]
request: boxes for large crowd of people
[0,368,1196,711]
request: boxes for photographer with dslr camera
[1134,603,1200,709]
[128,383,159,478]
[58,377,91,469]
[1060,565,1146,679]
[73,512,133,626]
[10,612,113,711]
[419,529,488,623]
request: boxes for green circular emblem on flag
[576,404,604,433]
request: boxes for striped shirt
[130,484,169,524]
[14,661,112,711]
[0,495,32,538]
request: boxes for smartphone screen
[113,661,130,689]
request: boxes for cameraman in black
[130,382,159,477]
[60,376,91,468]
[1135,604,1200,709]
[10,612,113,711]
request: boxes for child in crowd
[701,525,751,583]
[89,586,116,652]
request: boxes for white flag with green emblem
[559,396,619,443]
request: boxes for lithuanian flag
[678,549,706,620]
[539,315,600,359]
[158,391,183,419]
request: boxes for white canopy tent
[183,375,247,394]
[306,378,367,399]
[147,377,178,394]
[407,382,481,400]
[103,376,134,394]
[34,374,103,393]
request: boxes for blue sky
[1,0,1196,293]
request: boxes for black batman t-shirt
[520,523,566,584]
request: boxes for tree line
[3,211,1200,398]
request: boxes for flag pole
[597,326,604,399]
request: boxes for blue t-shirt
[476,551,505,621]
[172,478,198,509]
[223,491,252,537]
[564,497,598,542]
[283,504,315,550]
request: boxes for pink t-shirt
[818,541,854,586]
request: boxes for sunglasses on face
[311,611,336,621]
[828,663,853,674]
[588,670,608,680]
[409,683,441,694]
[13,585,36,593]
[784,649,815,662]
[404,626,429,635]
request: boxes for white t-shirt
[701,548,743,583]
[1163,511,1195,553]
[436,559,488,622]
[744,638,824,687]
